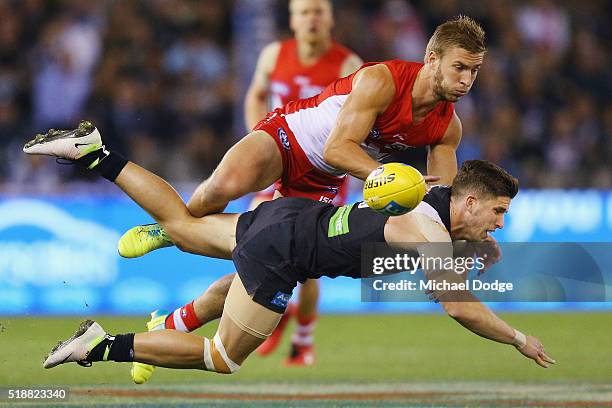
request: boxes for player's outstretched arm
[439,298,555,368]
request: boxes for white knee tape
[213,333,241,373]
[203,338,215,371]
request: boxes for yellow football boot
[130,310,168,384]
[118,224,173,258]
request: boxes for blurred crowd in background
[0,0,609,193]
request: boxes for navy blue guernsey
[293,200,389,280]
[233,188,452,312]
[292,186,452,281]
[235,187,452,285]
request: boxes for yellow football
[363,163,426,216]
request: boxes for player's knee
[202,335,241,374]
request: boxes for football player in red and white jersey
[119,14,486,382]
[243,0,362,366]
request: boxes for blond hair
[425,15,486,58]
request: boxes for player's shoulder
[257,41,283,72]
[355,62,394,84]
[260,41,283,58]
[380,60,424,76]
[359,60,423,79]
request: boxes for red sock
[164,301,202,332]
[291,312,316,347]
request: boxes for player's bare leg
[187,131,282,217]
[118,130,283,258]
[115,162,239,258]
[120,130,281,380]
[113,159,241,382]
[22,121,239,260]
[286,279,318,366]
[132,311,264,371]
[43,276,284,374]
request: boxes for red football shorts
[253,111,346,203]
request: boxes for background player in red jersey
[119,15,484,382]
[243,0,362,366]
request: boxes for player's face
[465,195,510,241]
[290,0,334,43]
[431,47,484,102]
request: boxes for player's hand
[477,236,502,275]
[516,335,556,368]
[423,175,441,192]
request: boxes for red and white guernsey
[279,60,455,176]
[254,60,455,202]
[269,39,352,109]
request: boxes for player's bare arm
[322,64,396,180]
[339,53,363,77]
[427,111,461,185]
[244,42,281,131]
[439,296,555,368]
[386,211,554,368]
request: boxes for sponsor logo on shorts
[326,185,339,194]
[271,291,291,308]
[278,128,290,150]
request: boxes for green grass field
[1,312,611,407]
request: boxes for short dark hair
[451,160,518,199]
[426,15,486,58]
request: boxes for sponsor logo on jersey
[327,203,355,237]
[364,173,396,189]
[278,128,290,150]
[271,291,291,308]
